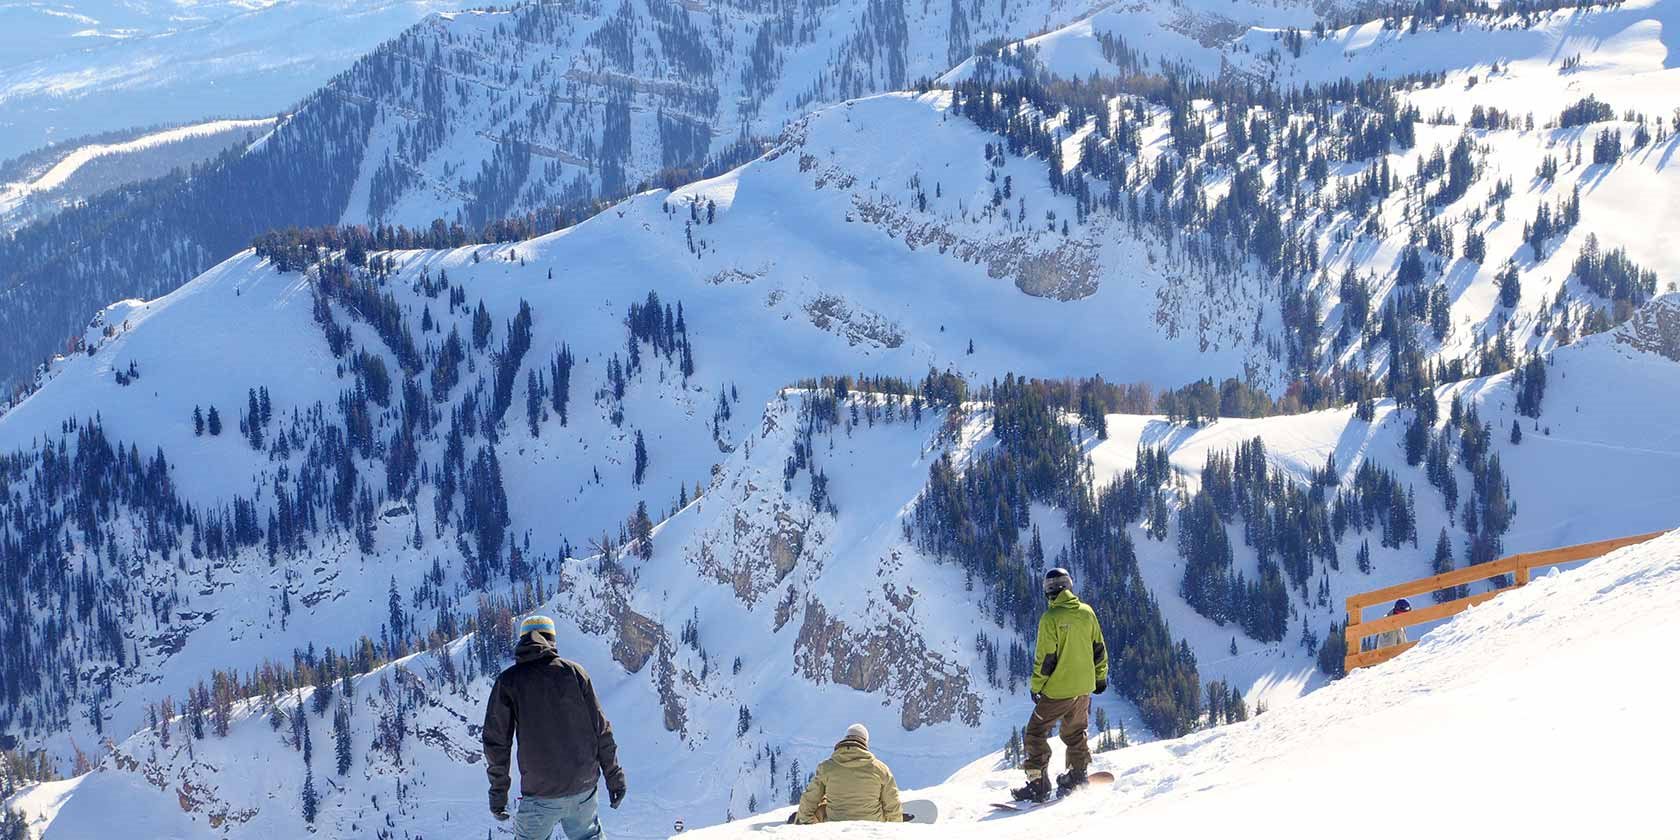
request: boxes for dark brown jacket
[483,634,624,809]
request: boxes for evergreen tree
[301,767,319,823]
[1404,413,1430,466]
[787,760,803,806]
[388,577,404,640]
[193,405,205,436]
[1227,685,1246,722]
[1515,355,1547,418]
[632,500,655,561]
[206,406,222,436]
[526,370,543,437]
[550,344,575,425]
[472,301,493,349]
[1497,263,1522,308]
[1430,527,1467,603]
[1317,620,1347,678]
[247,389,265,449]
[3,808,25,840]
[333,702,352,776]
[633,430,649,486]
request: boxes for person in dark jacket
[1368,598,1412,651]
[483,615,627,840]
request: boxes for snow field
[691,528,1680,840]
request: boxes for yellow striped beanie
[518,614,557,640]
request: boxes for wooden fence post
[1339,529,1668,673]
[1343,598,1362,674]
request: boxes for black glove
[1094,678,1107,695]
[1030,692,1044,705]
[606,769,627,809]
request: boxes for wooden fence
[1343,530,1668,673]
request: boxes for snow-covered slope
[2,179,1675,835]
[0,89,1277,762]
[312,0,1109,226]
[0,0,1107,387]
[7,0,1675,395]
[0,119,275,232]
[684,527,1680,838]
[1093,293,1680,709]
[957,0,1680,91]
[4,64,1679,722]
[12,359,1676,838]
[3,389,1029,839]
[0,0,466,161]
[2,4,1679,832]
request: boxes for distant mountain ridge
[0,0,1370,391]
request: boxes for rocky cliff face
[527,394,994,747]
[1615,295,1680,362]
[794,599,983,730]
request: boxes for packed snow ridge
[691,528,1680,839]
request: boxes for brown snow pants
[1022,694,1091,777]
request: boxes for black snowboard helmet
[1043,568,1073,597]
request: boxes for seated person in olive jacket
[483,615,627,840]
[795,724,903,824]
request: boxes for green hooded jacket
[1030,590,1109,699]
[795,738,903,824]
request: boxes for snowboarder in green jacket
[1011,568,1108,803]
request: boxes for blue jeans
[515,787,603,840]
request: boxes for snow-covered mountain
[4,256,1676,837]
[674,526,1680,838]
[0,119,276,233]
[2,1,1679,836]
[5,0,1677,394]
[0,0,468,161]
[0,0,1378,388]
[2,82,1678,831]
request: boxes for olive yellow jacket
[795,739,902,824]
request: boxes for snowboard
[902,799,939,824]
[989,771,1115,812]
[753,800,939,830]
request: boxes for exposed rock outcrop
[1614,294,1680,362]
[792,600,982,730]
[687,447,817,606]
[611,602,664,675]
[804,294,905,349]
[850,195,1100,301]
